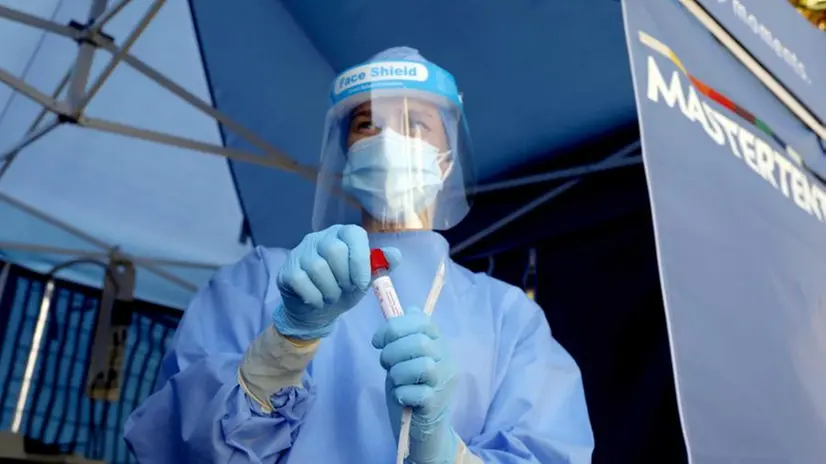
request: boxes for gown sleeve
[123,246,316,463]
[466,282,595,463]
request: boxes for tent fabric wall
[0,261,179,464]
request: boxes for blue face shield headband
[312,56,473,232]
[329,60,462,225]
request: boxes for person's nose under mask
[342,129,449,225]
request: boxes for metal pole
[0,5,81,40]
[86,256,135,402]
[451,141,641,255]
[0,69,72,183]
[91,0,133,31]
[0,1,309,174]
[10,280,55,433]
[473,147,641,193]
[78,0,165,113]
[0,262,10,306]
[0,119,59,164]
[91,37,313,178]
[80,116,295,169]
[0,241,223,270]
[67,0,108,113]
[8,256,124,431]
[0,66,70,116]
[0,192,197,291]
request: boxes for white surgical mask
[342,129,448,226]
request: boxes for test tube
[369,248,412,463]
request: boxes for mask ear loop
[436,104,462,183]
[437,151,454,182]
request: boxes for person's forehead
[351,97,441,117]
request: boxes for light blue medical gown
[124,231,594,463]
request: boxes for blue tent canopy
[0,0,640,309]
[191,0,639,248]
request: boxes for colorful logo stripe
[637,30,802,165]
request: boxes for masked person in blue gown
[124,46,594,463]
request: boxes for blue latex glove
[273,224,401,340]
[372,306,459,464]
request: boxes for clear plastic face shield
[312,59,476,233]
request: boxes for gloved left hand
[372,306,460,464]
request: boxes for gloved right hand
[272,224,401,340]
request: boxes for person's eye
[356,120,377,133]
[409,119,430,135]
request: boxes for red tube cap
[370,248,390,273]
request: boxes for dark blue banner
[623,0,826,462]
[696,0,826,126]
